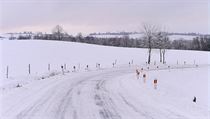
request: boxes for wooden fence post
[6,66,9,78]
[48,64,50,71]
[28,64,31,74]
[64,64,66,70]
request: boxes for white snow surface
[1,40,209,77]
[0,40,209,119]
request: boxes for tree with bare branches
[52,25,64,40]
[161,32,170,64]
[155,32,163,63]
[142,23,158,64]
[155,31,170,64]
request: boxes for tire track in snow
[55,71,124,119]
[55,78,92,119]
[55,87,74,119]
[16,87,58,119]
[119,94,154,119]
[55,68,131,119]
[3,77,64,117]
[93,75,125,119]
[4,66,192,119]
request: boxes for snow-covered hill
[1,40,209,77]
[0,40,209,119]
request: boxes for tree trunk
[162,49,165,64]
[159,49,162,63]
[148,48,151,64]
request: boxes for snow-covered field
[0,40,209,119]
[1,40,209,77]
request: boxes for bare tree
[161,32,170,64]
[76,32,84,42]
[155,32,163,63]
[142,23,158,64]
[153,26,170,64]
[52,25,64,40]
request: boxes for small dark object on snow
[16,84,22,88]
[193,96,196,103]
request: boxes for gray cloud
[0,0,209,34]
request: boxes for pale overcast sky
[0,0,209,34]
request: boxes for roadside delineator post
[136,69,140,79]
[61,65,64,75]
[73,66,76,72]
[143,74,146,83]
[86,65,89,70]
[154,79,158,89]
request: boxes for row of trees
[141,24,210,64]
[18,25,210,54]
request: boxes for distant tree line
[17,25,210,51]
[31,33,210,51]
[90,31,202,36]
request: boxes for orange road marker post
[154,79,158,89]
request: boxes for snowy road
[0,66,209,119]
